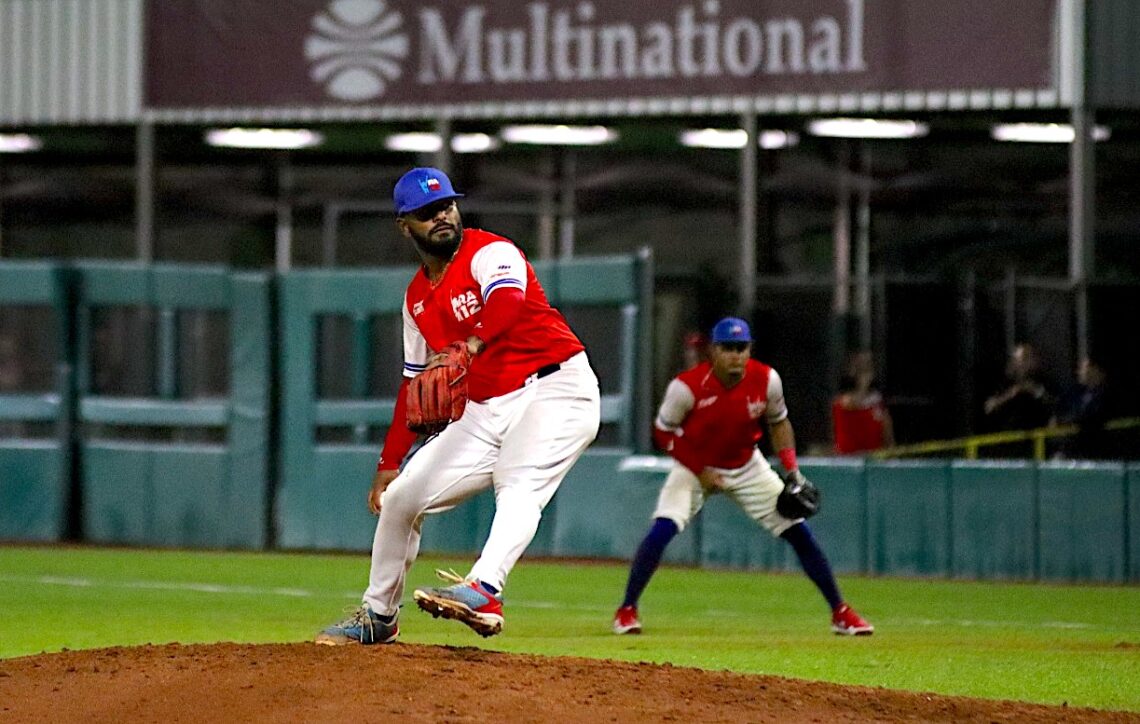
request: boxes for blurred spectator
[831,350,894,454]
[983,343,1053,431]
[681,331,707,370]
[1051,356,1112,460]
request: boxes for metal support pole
[134,121,155,262]
[321,203,340,268]
[275,153,294,273]
[738,111,758,320]
[537,149,556,260]
[558,149,576,258]
[432,117,452,172]
[854,143,872,349]
[832,141,852,320]
[0,164,6,256]
[1067,0,1093,360]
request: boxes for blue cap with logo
[710,317,752,344]
[393,167,465,215]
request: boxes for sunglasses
[717,342,750,353]
[407,199,456,222]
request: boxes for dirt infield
[1,642,1135,723]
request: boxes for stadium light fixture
[807,118,929,139]
[680,128,747,149]
[384,132,501,153]
[451,133,501,153]
[385,132,443,153]
[205,128,324,150]
[679,128,800,149]
[759,130,800,149]
[0,133,43,153]
[500,124,618,145]
[991,122,1110,143]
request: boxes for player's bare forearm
[769,418,796,456]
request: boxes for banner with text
[145,0,1058,113]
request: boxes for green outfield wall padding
[799,458,867,574]
[1036,462,1127,582]
[276,448,377,550]
[82,444,229,547]
[276,447,530,559]
[950,461,1037,580]
[550,451,698,564]
[866,461,953,576]
[0,443,66,541]
[72,265,272,550]
[0,262,71,543]
[226,274,272,550]
[1129,465,1140,581]
[700,494,790,571]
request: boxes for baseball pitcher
[318,168,601,645]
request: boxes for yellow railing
[871,417,1140,461]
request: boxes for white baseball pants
[364,352,600,616]
[652,449,802,537]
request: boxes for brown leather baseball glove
[405,341,472,435]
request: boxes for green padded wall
[1129,465,1140,582]
[275,267,422,550]
[700,494,789,571]
[866,461,952,576]
[83,443,229,547]
[1037,462,1127,582]
[800,458,867,574]
[550,451,699,565]
[0,442,66,541]
[0,262,71,542]
[75,265,272,549]
[950,461,1037,579]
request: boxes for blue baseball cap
[393,167,465,215]
[710,317,752,344]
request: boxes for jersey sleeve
[655,378,695,432]
[402,293,430,379]
[654,378,703,473]
[765,368,790,424]
[470,241,528,299]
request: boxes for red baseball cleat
[831,603,874,635]
[612,605,642,634]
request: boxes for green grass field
[1,545,1137,713]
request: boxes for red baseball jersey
[832,393,888,453]
[654,359,788,471]
[402,228,584,401]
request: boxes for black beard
[410,221,464,260]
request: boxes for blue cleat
[315,604,398,645]
[413,569,504,637]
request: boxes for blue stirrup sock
[780,522,843,611]
[621,518,678,608]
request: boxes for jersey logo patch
[412,301,425,316]
[452,290,482,321]
[697,396,718,409]
[747,397,767,419]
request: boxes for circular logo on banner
[304,0,409,101]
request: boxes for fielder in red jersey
[319,168,600,645]
[612,317,874,637]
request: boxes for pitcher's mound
[0,642,1132,723]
